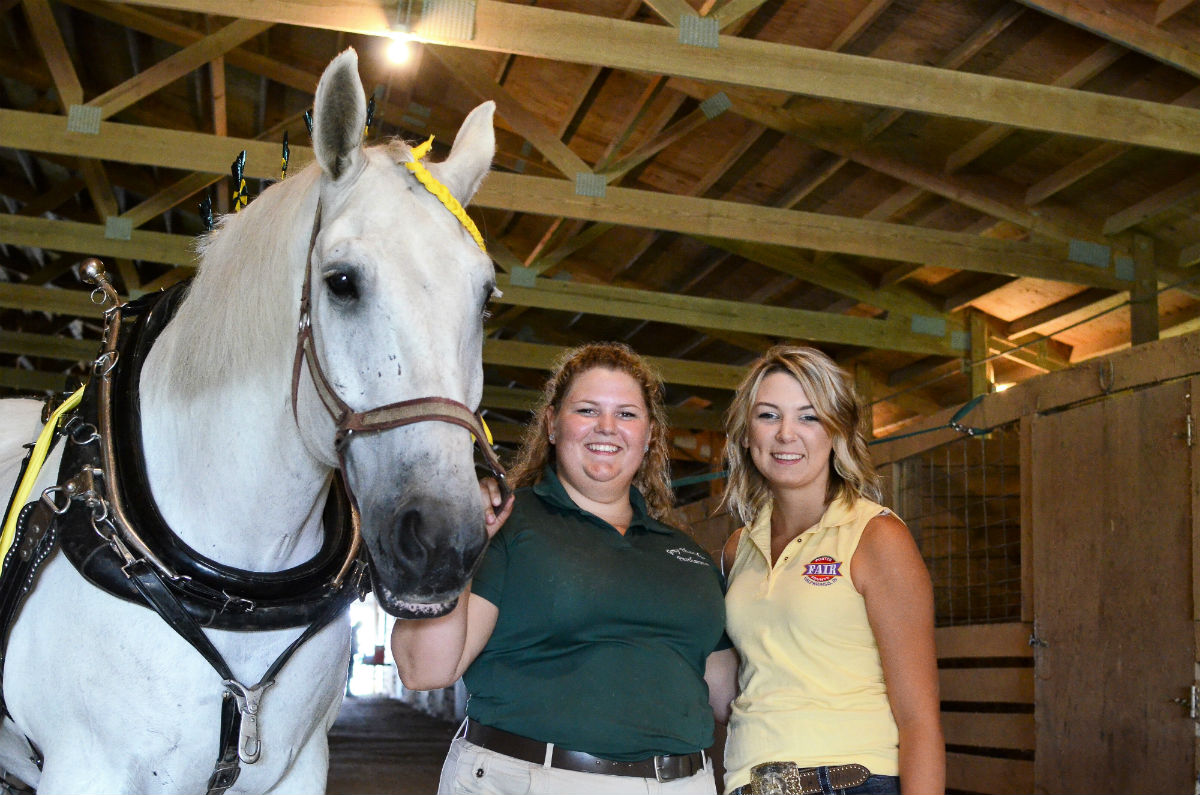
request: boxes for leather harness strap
[122,556,360,794]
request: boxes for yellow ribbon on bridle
[406,136,487,254]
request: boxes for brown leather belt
[463,718,704,782]
[728,761,871,795]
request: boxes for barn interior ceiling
[2,0,1200,492]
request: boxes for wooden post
[854,362,875,439]
[968,310,993,398]
[1131,233,1159,346]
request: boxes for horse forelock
[384,137,417,165]
[161,165,321,399]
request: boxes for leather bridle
[289,203,510,565]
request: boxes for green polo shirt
[463,466,730,761]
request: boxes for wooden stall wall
[870,331,1200,795]
[936,623,1034,795]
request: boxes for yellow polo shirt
[723,496,899,792]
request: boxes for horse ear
[312,49,366,181]
[429,101,495,206]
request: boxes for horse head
[299,50,497,618]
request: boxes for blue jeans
[839,773,899,795]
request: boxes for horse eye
[325,270,358,301]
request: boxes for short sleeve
[468,526,509,607]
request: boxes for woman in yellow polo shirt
[716,345,944,795]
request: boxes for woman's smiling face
[547,367,651,502]
[745,371,834,496]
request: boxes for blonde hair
[507,342,675,522]
[721,345,880,526]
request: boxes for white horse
[0,49,497,793]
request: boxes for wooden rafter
[1014,0,1200,79]
[0,110,1125,288]
[107,0,1200,155]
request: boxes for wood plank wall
[938,622,1034,795]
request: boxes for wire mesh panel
[881,424,1021,627]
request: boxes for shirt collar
[746,494,858,549]
[532,465,670,535]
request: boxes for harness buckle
[222,679,275,764]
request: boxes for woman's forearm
[390,586,473,691]
[898,722,945,795]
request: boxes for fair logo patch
[803,555,843,586]
[666,547,711,566]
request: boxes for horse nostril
[394,508,431,573]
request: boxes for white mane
[162,164,322,398]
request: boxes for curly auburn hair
[506,342,675,522]
[721,345,880,527]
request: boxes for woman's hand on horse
[478,478,513,536]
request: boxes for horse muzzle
[358,495,488,618]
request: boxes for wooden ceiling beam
[15,176,86,217]
[711,0,769,30]
[1,110,1122,287]
[1014,0,1200,79]
[108,0,1200,155]
[944,42,1126,174]
[1154,0,1195,25]
[59,0,548,176]
[0,366,70,393]
[0,329,97,360]
[86,18,271,120]
[493,274,963,356]
[1025,83,1200,207]
[480,174,1114,285]
[693,236,949,321]
[22,0,140,292]
[669,79,1200,307]
[0,282,108,318]
[1102,172,1200,235]
[641,0,697,28]
[0,213,195,266]
[425,45,592,178]
[0,239,960,355]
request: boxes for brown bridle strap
[289,201,510,563]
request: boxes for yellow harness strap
[406,136,487,253]
[0,385,86,567]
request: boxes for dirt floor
[327,695,457,795]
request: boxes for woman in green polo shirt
[392,342,736,795]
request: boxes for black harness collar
[0,281,368,794]
[56,283,366,629]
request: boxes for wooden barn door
[1030,379,1196,794]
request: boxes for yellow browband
[406,136,487,253]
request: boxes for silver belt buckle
[749,761,800,795]
[653,755,668,782]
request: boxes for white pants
[438,737,718,795]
